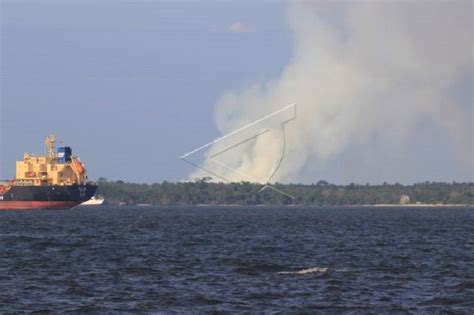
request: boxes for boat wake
[277,267,328,275]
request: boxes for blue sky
[1,0,291,182]
[1,1,472,184]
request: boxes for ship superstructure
[0,134,97,210]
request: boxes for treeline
[95,178,473,206]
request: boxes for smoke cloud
[191,1,473,184]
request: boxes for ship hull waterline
[0,201,78,210]
[0,184,97,210]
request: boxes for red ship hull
[0,201,78,210]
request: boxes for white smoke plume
[191,1,473,184]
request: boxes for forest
[95,178,473,206]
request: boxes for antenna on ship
[45,134,57,159]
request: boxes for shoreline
[372,204,471,207]
[97,203,473,208]
[154,204,473,208]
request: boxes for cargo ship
[0,135,97,210]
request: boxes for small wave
[192,294,222,305]
[419,296,465,306]
[277,267,328,275]
[449,280,474,290]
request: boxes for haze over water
[1,206,473,313]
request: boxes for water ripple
[0,206,473,312]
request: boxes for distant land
[95,178,473,206]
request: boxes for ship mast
[45,134,57,159]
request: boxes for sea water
[0,206,473,312]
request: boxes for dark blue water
[0,206,473,313]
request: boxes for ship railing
[12,180,35,186]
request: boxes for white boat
[80,195,104,206]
